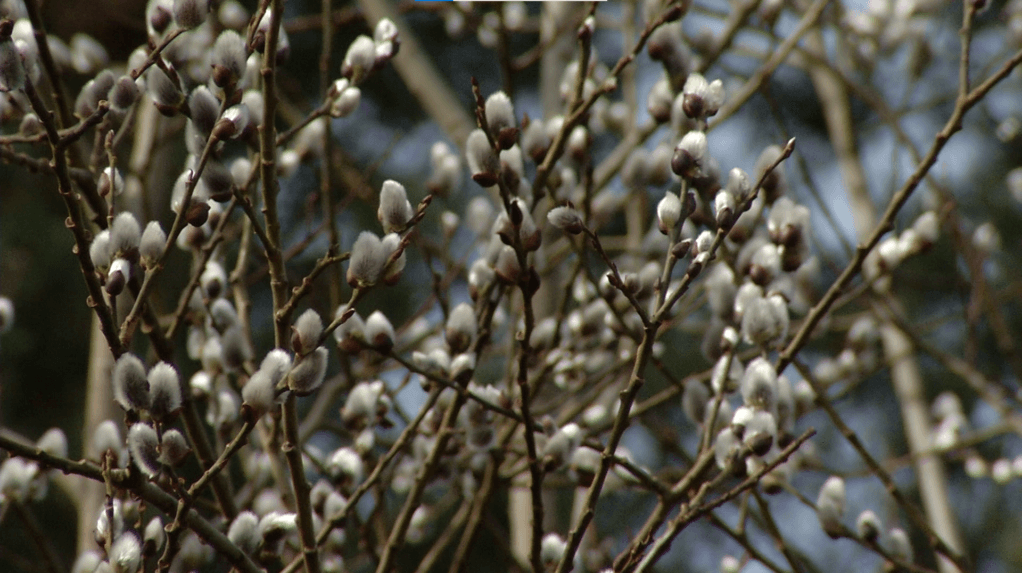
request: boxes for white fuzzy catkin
[228,512,260,555]
[139,221,166,265]
[242,369,276,414]
[328,447,364,484]
[113,353,150,412]
[159,429,190,467]
[111,212,141,256]
[342,35,376,82]
[466,128,498,179]
[259,349,292,387]
[127,423,160,478]
[887,527,913,563]
[741,357,778,413]
[287,347,328,395]
[672,130,708,178]
[144,516,166,553]
[341,380,385,427]
[381,233,406,284]
[147,362,181,421]
[540,533,567,565]
[333,305,365,352]
[293,309,324,356]
[364,311,395,350]
[378,180,413,233]
[484,91,515,135]
[856,509,881,542]
[816,476,846,538]
[109,531,142,573]
[212,30,247,85]
[347,231,386,288]
[173,0,208,29]
[445,303,477,353]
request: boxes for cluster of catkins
[1,0,994,571]
[3,0,410,570]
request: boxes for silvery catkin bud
[288,347,328,395]
[333,305,365,353]
[37,428,68,459]
[330,79,360,118]
[211,30,246,89]
[19,113,42,137]
[92,420,121,460]
[540,533,567,566]
[145,66,183,113]
[646,77,673,123]
[200,261,227,300]
[681,379,710,425]
[98,167,124,198]
[485,91,516,148]
[0,458,36,501]
[816,476,846,538]
[341,380,385,428]
[69,33,108,74]
[113,354,150,412]
[109,75,140,111]
[494,245,522,284]
[378,180,413,233]
[445,302,477,354]
[381,233,406,285]
[671,130,707,179]
[541,423,581,471]
[342,35,376,83]
[257,349,290,384]
[110,531,142,573]
[547,205,583,234]
[912,211,939,248]
[855,509,881,542]
[323,491,348,522]
[147,362,181,421]
[450,352,476,383]
[139,222,166,267]
[741,293,786,348]
[188,86,219,137]
[466,128,498,186]
[705,263,736,319]
[213,105,250,142]
[111,212,141,256]
[0,21,26,93]
[726,167,751,202]
[241,370,276,415]
[292,309,323,356]
[742,410,776,456]
[657,191,681,235]
[347,231,386,288]
[127,423,160,477]
[887,527,913,563]
[144,516,167,555]
[714,189,735,228]
[173,0,208,29]
[741,357,778,413]
[159,429,190,467]
[209,297,239,332]
[364,310,395,351]
[375,18,399,44]
[220,325,253,372]
[228,512,261,555]
[681,72,709,119]
[328,447,365,485]
[107,260,128,294]
[90,230,112,270]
